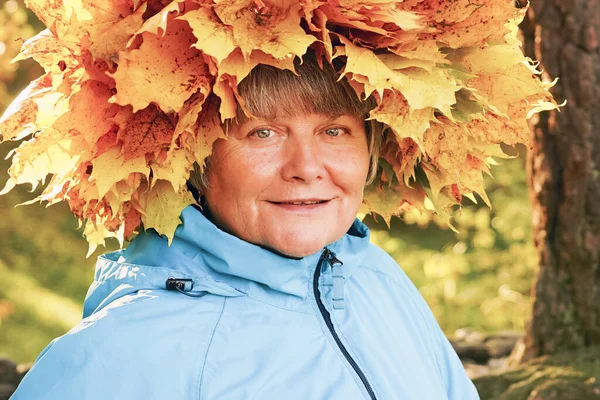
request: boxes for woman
[9,52,479,400]
[3,1,556,399]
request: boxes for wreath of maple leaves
[0,0,557,254]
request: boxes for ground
[474,346,600,400]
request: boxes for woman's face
[203,113,370,258]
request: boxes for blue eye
[325,127,345,137]
[252,129,273,139]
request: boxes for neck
[195,201,306,260]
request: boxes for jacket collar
[86,205,371,315]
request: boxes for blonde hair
[188,52,383,197]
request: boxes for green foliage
[0,0,44,111]
[0,1,107,362]
[0,143,114,363]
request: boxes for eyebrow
[260,114,343,125]
[232,114,353,135]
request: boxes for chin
[265,232,338,259]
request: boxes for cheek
[206,142,273,202]
[331,146,370,194]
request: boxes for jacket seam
[356,263,445,383]
[242,292,315,314]
[197,296,227,400]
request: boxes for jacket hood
[83,205,371,317]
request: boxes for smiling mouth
[269,200,330,206]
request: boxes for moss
[474,346,600,400]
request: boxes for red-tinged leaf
[52,80,119,145]
[123,203,142,239]
[118,105,175,159]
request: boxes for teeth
[285,201,322,205]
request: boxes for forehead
[228,113,365,132]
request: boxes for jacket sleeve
[10,330,115,400]
[408,283,481,399]
[10,290,219,400]
[433,323,481,399]
[387,256,481,400]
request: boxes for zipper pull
[327,251,345,310]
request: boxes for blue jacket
[11,206,479,399]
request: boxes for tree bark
[515,0,600,363]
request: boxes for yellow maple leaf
[111,20,211,113]
[1,129,88,194]
[360,5,425,31]
[336,35,396,97]
[88,2,147,62]
[150,148,195,192]
[140,180,195,245]
[379,133,422,186]
[394,67,459,115]
[90,146,149,199]
[390,40,451,69]
[172,91,208,148]
[178,7,237,65]
[193,98,226,170]
[369,90,434,148]
[456,164,491,207]
[0,73,52,141]
[312,8,333,60]
[213,0,316,60]
[132,0,191,38]
[377,53,438,74]
[84,217,124,257]
[361,180,426,227]
[105,174,143,210]
[447,43,526,75]
[12,29,78,73]
[318,3,390,36]
[339,36,459,113]
[25,0,135,52]
[406,0,521,48]
[422,119,472,176]
[468,63,553,117]
[214,49,295,120]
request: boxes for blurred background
[0,0,536,364]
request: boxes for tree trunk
[513,0,600,363]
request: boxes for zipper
[313,248,377,400]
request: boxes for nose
[281,135,325,183]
